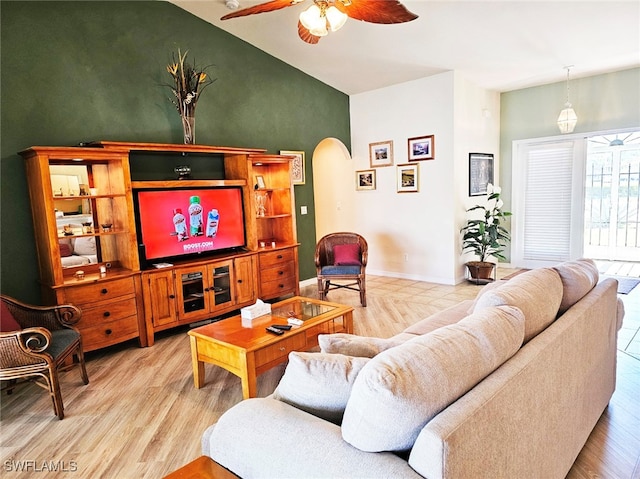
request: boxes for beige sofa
[202,259,624,478]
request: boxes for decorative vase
[465,261,496,284]
[181,114,195,144]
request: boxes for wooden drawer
[260,276,297,298]
[78,296,137,324]
[254,333,306,368]
[78,315,139,351]
[260,262,295,283]
[259,248,295,268]
[63,277,136,305]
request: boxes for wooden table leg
[190,336,205,389]
[344,310,354,334]
[240,352,257,399]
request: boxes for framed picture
[255,175,266,189]
[408,135,435,161]
[356,169,376,190]
[469,153,494,196]
[397,163,419,193]
[369,140,394,167]
[280,150,305,185]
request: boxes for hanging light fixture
[557,66,578,134]
[299,1,348,37]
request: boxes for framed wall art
[397,163,419,193]
[469,153,494,196]
[255,175,266,189]
[369,140,394,167]
[408,135,435,161]
[280,150,305,185]
[356,169,376,191]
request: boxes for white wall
[314,71,500,284]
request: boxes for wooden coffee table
[188,296,354,399]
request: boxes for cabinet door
[234,255,257,306]
[209,260,234,312]
[176,265,211,321]
[143,270,177,328]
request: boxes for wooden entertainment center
[20,142,300,351]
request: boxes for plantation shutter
[512,139,584,268]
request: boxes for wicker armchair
[315,232,368,307]
[0,295,89,419]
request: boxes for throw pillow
[473,267,562,343]
[59,242,73,257]
[552,258,599,314]
[72,236,96,256]
[1,301,21,331]
[318,333,407,358]
[272,352,369,424]
[333,243,361,265]
[341,305,525,452]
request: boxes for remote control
[272,324,292,331]
[266,326,285,335]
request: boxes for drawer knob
[105,329,112,335]
[169,294,175,299]
[277,255,283,259]
[238,279,243,283]
[101,288,108,295]
[103,311,111,317]
[279,347,285,351]
[278,271,284,275]
[279,284,284,288]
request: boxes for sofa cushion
[73,236,96,256]
[272,352,369,424]
[403,300,474,336]
[552,258,599,314]
[319,334,406,358]
[341,305,525,452]
[473,267,562,343]
[333,243,361,265]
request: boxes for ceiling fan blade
[297,20,321,44]
[337,0,418,24]
[221,0,301,20]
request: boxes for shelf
[52,194,126,200]
[131,179,246,189]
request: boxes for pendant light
[557,66,577,134]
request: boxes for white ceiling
[171,0,640,95]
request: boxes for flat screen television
[134,186,246,266]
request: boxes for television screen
[135,186,245,264]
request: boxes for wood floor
[1,271,639,478]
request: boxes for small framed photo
[280,150,305,185]
[255,175,266,189]
[408,135,435,161]
[369,140,394,168]
[469,153,494,196]
[356,169,376,191]
[397,163,419,193]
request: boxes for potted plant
[461,184,511,283]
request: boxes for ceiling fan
[221,0,418,44]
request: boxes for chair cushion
[341,305,525,452]
[46,329,80,359]
[272,352,369,424]
[59,242,73,257]
[333,243,361,265]
[321,265,361,276]
[319,334,407,358]
[552,258,599,314]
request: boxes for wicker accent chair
[315,232,368,307]
[0,295,89,419]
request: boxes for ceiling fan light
[557,103,578,134]
[300,5,323,30]
[326,6,347,31]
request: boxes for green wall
[499,67,640,261]
[1,1,350,303]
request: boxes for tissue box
[241,299,271,321]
